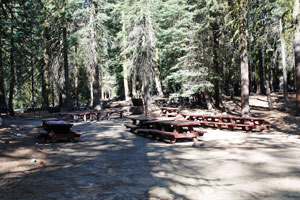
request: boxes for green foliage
[0,0,297,109]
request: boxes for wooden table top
[44,120,73,127]
[231,116,265,121]
[126,116,158,121]
[181,113,265,121]
[160,107,178,111]
[158,120,199,126]
[42,118,59,122]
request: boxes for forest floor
[0,93,300,200]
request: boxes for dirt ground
[1,93,300,200]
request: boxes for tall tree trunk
[212,23,220,108]
[265,53,273,110]
[63,1,72,111]
[89,81,93,107]
[294,0,300,115]
[52,82,55,106]
[132,70,137,97]
[203,89,213,110]
[151,33,163,96]
[143,74,151,115]
[240,36,250,117]
[154,48,164,97]
[31,31,34,107]
[40,64,49,107]
[42,27,50,108]
[8,5,15,116]
[93,64,100,108]
[90,1,100,109]
[0,38,7,108]
[74,45,79,106]
[280,16,289,102]
[122,11,130,101]
[258,49,266,95]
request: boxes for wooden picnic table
[160,107,179,117]
[137,120,206,144]
[181,112,234,130]
[230,116,271,132]
[64,110,101,122]
[125,116,158,132]
[180,112,270,132]
[56,109,124,122]
[104,109,125,120]
[39,120,82,142]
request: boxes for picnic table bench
[181,112,271,132]
[231,116,271,132]
[56,109,124,122]
[160,107,179,117]
[103,109,125,120]
[181,112,235,130]
[38,120,82,142]
[125,116,157,132]
[138,120,206,144]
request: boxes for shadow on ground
[0,117,300,200]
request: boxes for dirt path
[1,114,300,200]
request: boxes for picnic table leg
[83,114,87,121]
[107,113,111,120]
[90,114,93,121]
[192,137,198,143]
[97,113,101,121]
[170,138,176,144]
[74,114,79,122]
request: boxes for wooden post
[145,105,148,116]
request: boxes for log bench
[214,122,235,131]
[149,129,177,143]
[256,124,271,132]
[124,123,138,132]
[136,128,176,143]
[102,110,124,120]
[70,129,83,137]
[234,124,254,132]
[194,129,207,136]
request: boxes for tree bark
[203,89,213,110]
[212,23,220,108]
[143,74,151,115]
[294,0,300,115]
[154,48,164,97]
[132,70,137,97]
[62,1,72,111]
[8,5,15,116]
[122,11,130,100]
[74,45,79,106]
[90,0,100,109]
[265,54,273,110]
[240,37,250,117]
[0,37,7,108]
[258,49,266,95]
[42,27,50,108]
[280,16,289,102]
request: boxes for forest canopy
[0,0,300,117]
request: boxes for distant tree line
[0,0,299,116]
